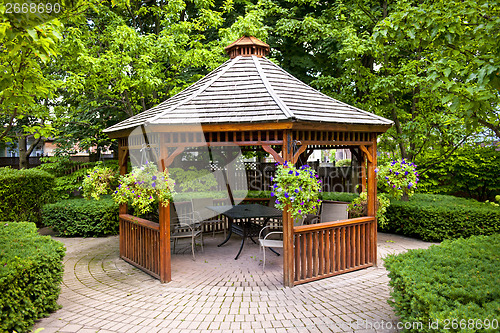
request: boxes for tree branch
[419,135,470,175]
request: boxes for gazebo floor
[33,231,437,333]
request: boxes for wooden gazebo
[104,36,393,287]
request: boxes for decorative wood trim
[359,145,372,163]
[163,146,185,168]
[292,145,308,164]
[262,145,284,164]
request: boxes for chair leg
[263,247,266,271]
[191,236,196,261]
[201,232,204,252]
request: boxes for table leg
[218,218,233,247]
[269,247,280,256]
[234,237,245,260]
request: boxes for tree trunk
[18,135,42,169]
[18,137,28,169]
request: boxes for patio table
[207,204,283,260]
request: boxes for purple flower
[395,172,399,176]
[275,199,280,204]
[152,182,156,188]
[114,191,118,194]
[295,172,300,176]
[284,192,289,198]
[408,182,413,189]
[300,201,304,205]
[152,175,157,180]
[298,209,302,214]
[318,180,322,183]
[374,168,379,173]
[289,170,294,175]
[392,185,396,188]
[385,176,389,180]
[271,192,275,197]
[405,171,409,176]
[294,189,299,193]
[317,199,320,202]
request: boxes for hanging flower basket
[112,162,176,215]
[271,162,322,220]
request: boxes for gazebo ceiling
[104,37,393,134]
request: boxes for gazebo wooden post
[366,133,378,265]
[118,140,129,258]
[282,130,294,288]
[158,137,171,283]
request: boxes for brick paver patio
[33,232,437,333]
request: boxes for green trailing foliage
[42,197,119,237]
[385,234,500,332]
[382,194,500,241]
[0,167,55,225]
[271,163,322,220]
[0,222,65,333]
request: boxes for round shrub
[0,167,55,224]
[0,222,65,333]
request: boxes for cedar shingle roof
[103,55,392,133]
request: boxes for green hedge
[382,194,500,241]
[0,167,55,225]
[385,234,500,332]
[0,222,65,333]
[42,197,119,237]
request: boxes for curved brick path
[33,232,437,333]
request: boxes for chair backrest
[191,197,216,221]
[320,202,349,222]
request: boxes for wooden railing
[120,214,161,279]
[119,198,270,278]
[293,216,376,285]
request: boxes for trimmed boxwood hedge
[385,234,500,332]
[381,194,500,241]
[0,222,65,333]
[42,197,119,237]
[0,167,55,224]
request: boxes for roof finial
[225,36,270,59]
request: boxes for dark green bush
[0,167,55,224]
[382,194,500,241]
[0,222,65,333]
[385,234,500,332]
[42,197,119,237]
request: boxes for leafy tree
[53,0,235,157]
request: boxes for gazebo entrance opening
[105,36,392,287]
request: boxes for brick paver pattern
[32,232,437,333]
